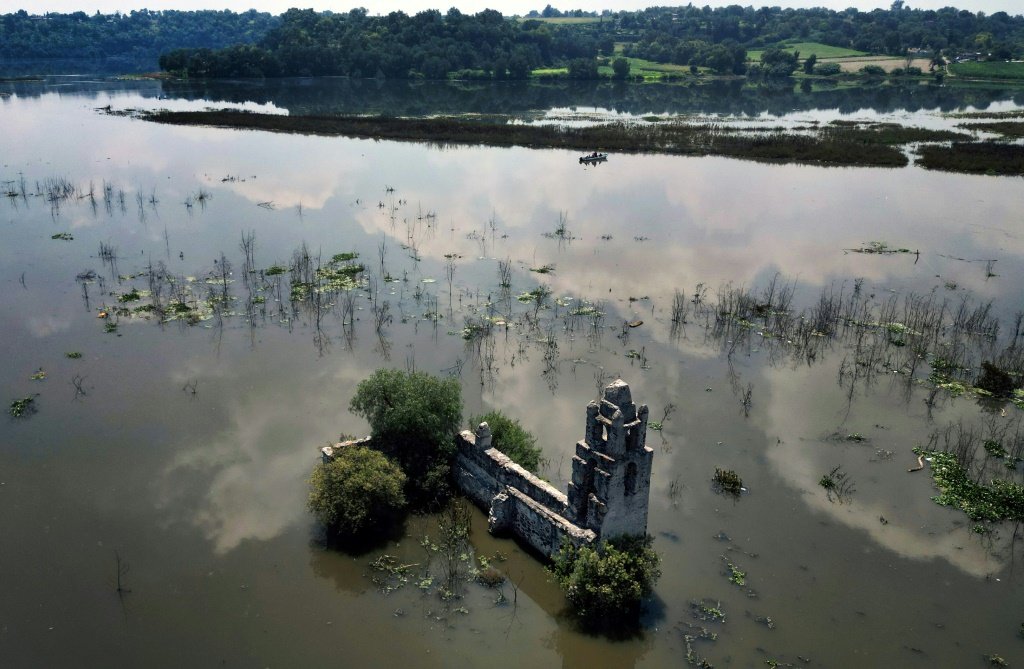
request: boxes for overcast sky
[2,1,1018,18]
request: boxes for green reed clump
[918,142,1024,175]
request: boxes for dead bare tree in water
[670,289,690,339]
[437,499,472,599]
[239,231,258,329]
[115,550,131,594]
[71,374,87,401]
[114,550,131,625]
[98,242,119,281]
[101,180,114,216]
[371,278,392,359]
[502,569,522,640]
[445,254,457,314]
[86,180,97,217]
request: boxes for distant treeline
[159,5,1024,79]
[2,5,1022,79]
[0,9,277,63]
[159,8,601,79]
[622,3,1023,66]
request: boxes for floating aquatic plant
[915,448,1024,524]
[10,395,37,418]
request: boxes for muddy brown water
[1,78,1023,667]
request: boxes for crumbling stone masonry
[321,379,653,559]
[455,379,653,557]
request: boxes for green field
[533,56,700,81]
[603,57,697,79]
[748,42,867,62]
[949,61,1024,80]
[531,67,569,76]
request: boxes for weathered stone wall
[455,427,568,513]
[454,426,595,557]
[320,436,372,464]
[488,488,596,558]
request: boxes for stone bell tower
[567,379,653,540]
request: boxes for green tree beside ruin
[349,369,463,506]
[551,533,661,630]
[307,446,406,536]
[470,410,543,473]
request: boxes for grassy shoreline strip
[143,110,909,168]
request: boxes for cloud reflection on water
[157,354,369,554]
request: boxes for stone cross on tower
[567,379,654,540]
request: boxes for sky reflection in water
[1,81,1023,667]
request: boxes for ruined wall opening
[624,462,638,497]
[577,458,597,518]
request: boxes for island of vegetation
[138,108,1024,175]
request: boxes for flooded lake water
[2,77,1024,667]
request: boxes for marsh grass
[961,121,1024,138]
[147,110,917,168]
[918,142,1024,175]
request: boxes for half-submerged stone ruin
[322,379,653,559]
[456,379,653,557]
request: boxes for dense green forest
[0,9,277,63]
[159,4,1024,79]
[159,8,600,79]
[2,5,1022,79]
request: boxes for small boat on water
[579,152,608,164]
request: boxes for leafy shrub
[550,534,661,630]
[349,369,462,506]
[471,410,543,473]
[861,64,886,76]
[308,446,406,535]
[612,57,630,79]
[567,57,599,79]
[814,62,842,76]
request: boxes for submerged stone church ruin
[322,379,653,558]
[456,379,653,556]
